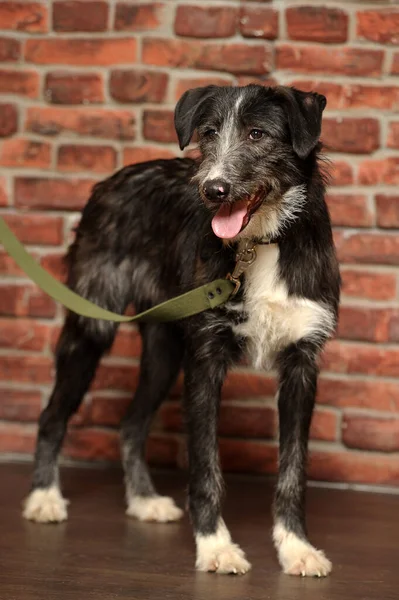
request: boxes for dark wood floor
[0,463,398,600]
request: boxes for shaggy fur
[24,85,340,577]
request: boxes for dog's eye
[204,129,217,138]
[249,129,264,141]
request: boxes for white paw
[283,545,332,577]
[273,523,332,577]
[23,486,69,524]
[126,495,184,523]
[196,542,252,575]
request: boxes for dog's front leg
[273,339,332,577]
[183,335,251,575]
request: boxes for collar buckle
[226,240,257,297]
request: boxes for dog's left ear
[174,86,216,150]
[277,86,327,159]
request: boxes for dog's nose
[203,179,231,201]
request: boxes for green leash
[0,217,235,323]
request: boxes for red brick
[0,69,39,98]
[286,6,348,43]
[336,232,399,266]
[343,85,399,111]
[0,423,36,454]
[323,340,399,378]
[14,177,95,211]
[239,7,278,39]
[64,428,120,461]
[0,2,48,32]
[387,312,399,343]
[277,45,384,77]
[387,122,399,150]
[57,144,117,173]
[0,318,51,352]
[171,370,276,401]
[45,72,104,105]
[338,306,391,343]
[392,53,399,75]
[26,107,136,140]
[40,253,67,282]
[53,1,108,32]
[0,103,18,137]
[326,194,373,227]
[90,394,130,426]
[0,139,51,169]
[143,110,176,143]
[2,213,63,246]
[110,70,168,103]
[0,37,20,62]
[219,439,278,474]
[161,402,276,438]
[358,158,399,186]
[341,269,397,301]
[175,77,232,101]
[0,251,28,276]
[143,38,272,75]
[0,355,53,384]
[318,377,399,412]
[123,146,175,166]
[322,118,379,154]
[0,388,42,422]
[309,449,399,485]
[0,177,7,206]
[0,284,56,318]
[93,364,140,392]
[343,413,399,453]
[357,9,399,45]
[235,76,277,87]
[311,409,338,442]
[175,6,237,38]
[110,327,142,358]
[376,194,399,228]
[115,2,164,31]
[329,160,354,186]
[25,38,137,66]
[146,435,180,468]
[290,80,399,111]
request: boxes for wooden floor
[0,463,398,600]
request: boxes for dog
[23,84,340,577]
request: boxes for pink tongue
[211,200,248,239]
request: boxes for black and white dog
[23,85,340,577]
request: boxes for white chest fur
[233,244,334,370]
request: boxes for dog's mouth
[211,192,264,239]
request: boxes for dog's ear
[174,86,216,150]
[276,86,327,159]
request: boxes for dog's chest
[231,244,332,369]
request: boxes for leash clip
[226,241,257,297]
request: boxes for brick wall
[0,0,398,487]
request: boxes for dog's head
[174,85,326,241]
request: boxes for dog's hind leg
[273,339,332,577]
[121,323,184,523]
[23,312,117,523]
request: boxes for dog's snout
[203,179,231,202]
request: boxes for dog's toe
[274,524,332,578]
[196,543,251,575]
[126,495,184,523]
[23,486,68,523]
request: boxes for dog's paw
[196,542,251,575]
[23,486,68,523]
[126,495,184,523]
[283,545,332,577]
[273,523,332,577]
